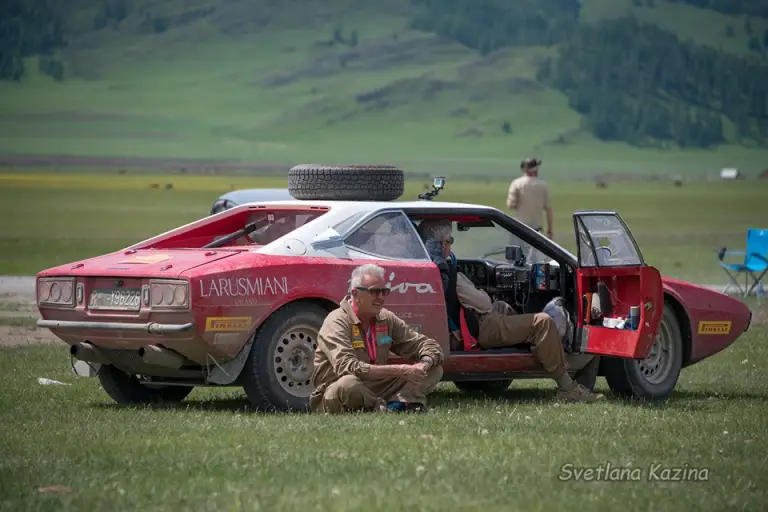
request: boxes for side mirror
[505,245,524,265]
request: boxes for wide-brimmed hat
[520,157,542,169]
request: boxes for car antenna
[418,176,446,201]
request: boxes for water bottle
[628,306,640,330]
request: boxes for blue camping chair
[717,228,768,297]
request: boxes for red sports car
[35,165,752,411]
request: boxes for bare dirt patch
[0,325,60,348]
[0,281,60,348]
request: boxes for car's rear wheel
[603,303,684,401]
[454,379,513,395]
[240,303,325,412]
[97,365,194,405]
[288,164,405,201]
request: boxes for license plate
[88,288,142,311]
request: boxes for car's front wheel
[97,365,194,405]
[603,302,684,401]
[240,303,325,412]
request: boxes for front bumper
[37,319,194,334]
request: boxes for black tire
[241,303,326,412]
[602,303,684,401]
[288,164,405,201]
[97,365,194,405]
[574,355,600,390]
[454,380,513,396]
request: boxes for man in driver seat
[416,219,603,403]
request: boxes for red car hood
[36,248,243,279]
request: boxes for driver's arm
[456,272,493,314]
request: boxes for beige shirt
[506,175,551,230]
[456,272,493,314]
[310,297,445,411]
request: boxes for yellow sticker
[351,340,365,349]
[352,325,360,337]
[119,254,171,264]
[205,316,252,332]
[697,321,732,335]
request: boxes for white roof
[237,199,497,212]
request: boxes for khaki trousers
[317,366,444,414]
[476,308,568,377]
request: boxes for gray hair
[417,219,452,242]
[349,263,386,291]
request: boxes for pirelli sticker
[697,321,731,335]
[205,316,251,332]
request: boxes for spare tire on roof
[288,164,405,201]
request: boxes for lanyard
[352,302,377,364]
[364,322,377,364]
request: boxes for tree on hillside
[408,0,581,53]
[664,0,768,18]
[0,0,66,81]
[542,17,768,148]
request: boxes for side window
[345,211,429,260]
[577,214,643,267]
[211,201,224,215]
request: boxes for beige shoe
[556,383,605,403]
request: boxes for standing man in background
[507,157,553,237]
[507,157,553,263]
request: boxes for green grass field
[2,171,766,283]
[1,0,768,178]
[2,320,766,510]
[2,169,766,509]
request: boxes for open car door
[572,211,664,359]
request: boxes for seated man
[310,263,445,413]
[417,219,603,403]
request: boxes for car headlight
[38,277,75,307]
[149,279,189,310]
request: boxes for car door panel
[340,210,450,356]
[573,212,664,359]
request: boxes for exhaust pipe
[138,345,185,369]
[70,342,110,365]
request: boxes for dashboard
[456,258,564,312]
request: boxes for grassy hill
[0,0,767,179]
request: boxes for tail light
[149,279,189,310]
[38,277,75,307]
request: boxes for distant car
[210,188,293,215]
[36,164,752,412]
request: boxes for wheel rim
[637,317,674,385]
[273,324,317,397]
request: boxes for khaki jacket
[506,175,551,230]
[310,297,445,410]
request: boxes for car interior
[406,213,580,354]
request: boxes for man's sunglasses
[355,286,391,297]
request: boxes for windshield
[451,220,553,264]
